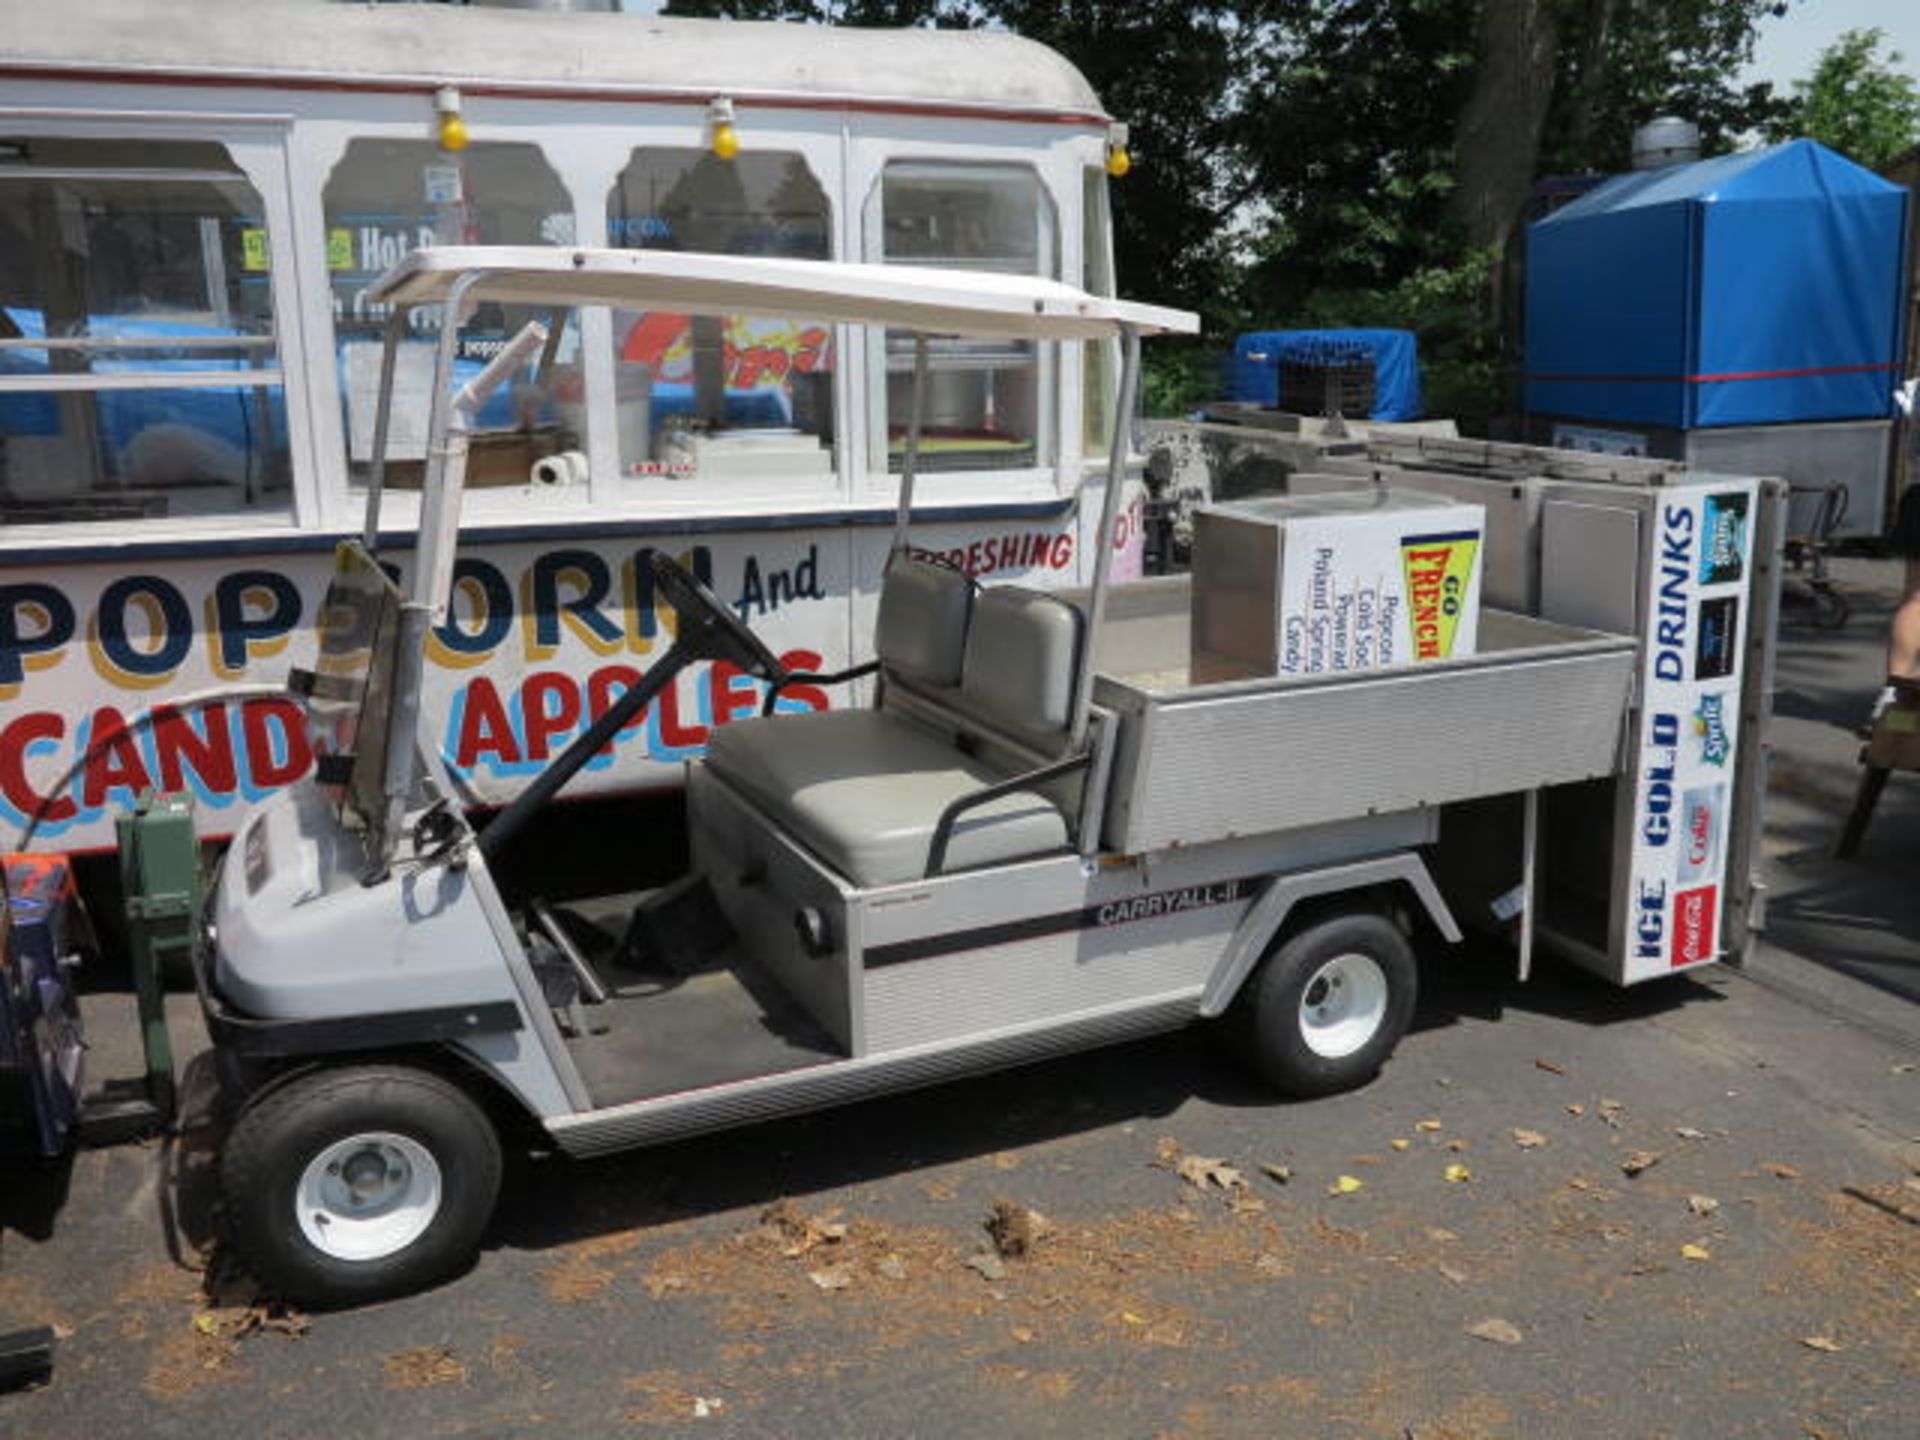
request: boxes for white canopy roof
[369,248,1199,342]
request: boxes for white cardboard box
[1191,491,1486,682]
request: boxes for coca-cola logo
[1670,885,1717,969]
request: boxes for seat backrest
[875,553,974,690]
[959,586,1084,752]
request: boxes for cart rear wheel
[220,1064,502,1307]
[1229,910,1417,1097]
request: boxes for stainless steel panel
[1099,614,1637,854]
[1679,420,1890,540]
[1541,500,1641,635]
[689,766,861,1053]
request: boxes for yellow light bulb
[1106,144,1131,179]
[711,120,740,161]
[437,112,470,153]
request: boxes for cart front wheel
[1229,910,1418,1097]
[221,1064,502,1307]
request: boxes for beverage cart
[191,247,1779,1305]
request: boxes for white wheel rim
[295,1131,443,1262]
[1298,952,1390,1059]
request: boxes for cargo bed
[1085,576,1639,854]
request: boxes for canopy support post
[1071,323,1140,750]
[889,333,931,557]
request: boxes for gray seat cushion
[876,554,974,688]
[706,709,1068,886]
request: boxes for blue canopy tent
[1227,328,1422,421]
[1524,139,1909,429]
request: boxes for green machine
[83,792,199,1139]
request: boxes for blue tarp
[1524,139,1910,429]
[1226,328,1423,421]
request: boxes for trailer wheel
[220,1064,502,1307]
[1229,911,1417,1098]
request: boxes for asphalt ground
[3,558,1918,1440]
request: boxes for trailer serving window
[0,136,290,525]
[865,162,1058,475]
[323,139,573,490]
[606,148,835,485]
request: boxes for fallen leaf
[194,1314,220,1336]
[989,1151,1022,1171]
[1259,1162,1294,1185]
[1512,1129,1547,1150]
[1891,1063,1915,1075]
[985,1200,1052,1258]
[1329,1175,1365,1195]
[1763,1163,1802,1180]
[1680,1243,1712,1262]
[1228,1192,1267,1216]
[1622,1150,1663,1177]
[1444,1164,1472,1183]
[1687,1194,1721,1217]
[808,1266,853,1291]
[692,1397,725,1418]
[1415,1119,1443,1133]
[1390,1138,1412,1152]
[1598,1098,1626,1128]
[1121,1311,1148,1326]
[1466,1318,1523,1346]
[1254,1253,1288,1276]
[1175,1154,1245,1192]
[1800,1336,1843,1353]
[1153,1136,1184,1167]
[1425,1227,1458,1243]
[758,1199,847,1258]
[383,1346,468,1389]
[1675,1126,1708,1141]
[1350,1154,1385,1166]
[876,1255,907,1281]
[1011,1326,1035,1344]
[1566,1103,1587,1117]
[1446,1140,1469,1153]
[1438,1264,1469,1285]
[964,1252,1008,1282]
[1534,1058,1568,1076]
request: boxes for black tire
[1227,910,1418,1098]
[220,1064,503,1307]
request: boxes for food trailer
[0,0,1136,886]
[189,248,1781,1306]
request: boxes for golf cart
[195,247,1749,1306]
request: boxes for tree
[1770,28,1920,169]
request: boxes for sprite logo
[1401,531,1481,661]
[1692,693,1731,766]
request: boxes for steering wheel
[646,550,786,683]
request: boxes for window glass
[323,139,576,489]
[606,149,834,483]
[868,162,1058,473]
[0,136,290,524]
[1082,166,1117,456]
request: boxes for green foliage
[1768,28,1920,169]
[1143,343,1228,419]
[652,1,1797,433]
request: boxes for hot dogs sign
[1625,481,1757,980]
